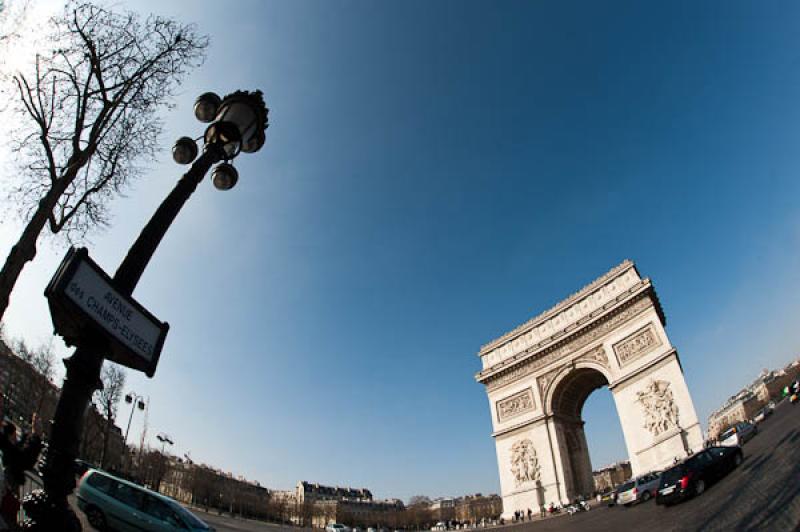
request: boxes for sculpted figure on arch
[637,379,680,436]
[510,439,541,486]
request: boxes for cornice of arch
[477,286,657,391]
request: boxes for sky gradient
[2,0,800,501]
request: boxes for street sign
[45,247,169,377]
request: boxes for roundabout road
[508,398,800,531]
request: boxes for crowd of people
[511,507,536,522]
[0,414,44,528]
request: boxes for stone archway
[475,261,703,518]
[546,366,609,499]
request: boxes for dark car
[656,446,743,506]
[599,489,618,507]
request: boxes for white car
[327,524,351,532]
[616,471,661,505]
[719,421,757,447]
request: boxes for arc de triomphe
[475,261,703,516]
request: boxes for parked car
[326,524,352,532]
[656,446,743,506]
[719,421,757,447]
[77,469,213,531]
[616,471,661,506]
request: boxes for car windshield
[618,481,635,492]
[660,465,686,483]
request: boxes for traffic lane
[671,400,800,531]
[509,400,800,531]
[189,508,296,532]
[604,401,800,531]
[71,496,288,532]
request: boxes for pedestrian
[0,422,16,457]
[0,422,21,526]
[0,416,44,528]
[527,508,532,521]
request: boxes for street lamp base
[21,490,82,531]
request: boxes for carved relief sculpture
[636,380,680,436]
[497,389,535,421]
[484,296,651,391]
[537,368,560,402]
[576,344,608,367]
[614,323,661,366]
[537,345,608,405]
[510,439,541,486]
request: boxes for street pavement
[190,508,297,532]
[74,399,800,531]
[505,398,800,531]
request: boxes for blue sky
[2,0,800,501]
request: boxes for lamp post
[155,432,174,492]
[156,432,174,454]
[123,392,146,448]
[122,392,145,475]
[25,90,269,531]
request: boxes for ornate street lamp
[26,90,269,531]
[194,92,222,123]
[172,137,198,165]
[174,90,269,188]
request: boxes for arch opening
[549,367,624,500]
[550,367,608,421]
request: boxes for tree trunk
[101,415,111,468]
[0,184,64,323]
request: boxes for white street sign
[64,260,161,362]
[46,248,168,377]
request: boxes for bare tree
[79,402,103,463]
[0,0,29,50]
[95,362,125,468]
[13,338,56,382]
[408,495,432,507]
[26,341,56,424]
[0,1,208,322]
[1,337,57,430]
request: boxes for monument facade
[475,261,703,517]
